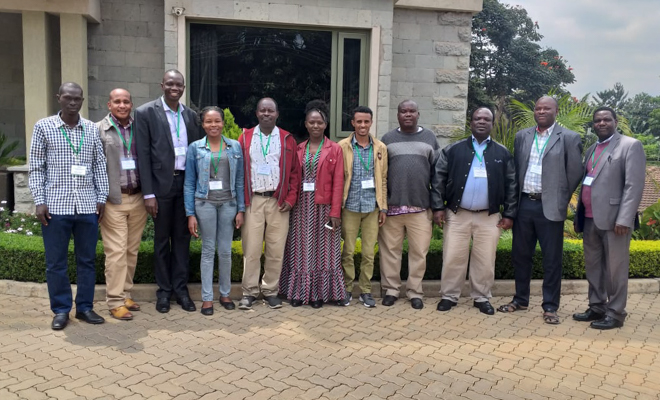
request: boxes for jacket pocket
[610,198,621,205]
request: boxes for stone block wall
[391,8,472,147]
[87,0,165,122]
[0,13,26,156]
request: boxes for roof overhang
[394,0,482,13]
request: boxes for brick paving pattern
[1,293,659,399]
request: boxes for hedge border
[1,233,659,284]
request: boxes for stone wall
[0,13,26,156]
[87,0,165,122]
[391,8,471,147]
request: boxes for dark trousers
[153,174,191,299]
[512,196,565,311]
[42,213,99,314]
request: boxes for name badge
[209,181,223,190]
[361,179,375,189]
[71,165,87,176]
[530,164,542,175]
[473,167,487,178]
[121,158,136,170]
[174,146,187,156]
[303,182,315,192]
[257,164,271,175]
[583,176,594,186]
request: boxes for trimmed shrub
[1,233,659,283]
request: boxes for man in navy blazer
[135,69,202,313]
[498,96,583,324]
[573,107,645,329]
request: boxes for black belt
[460,207,488,213]
[522,192,542,201]
[173,170,184,176]
[121,187,141,195]
[253,191,275,197]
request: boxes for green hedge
[1,233,659,284]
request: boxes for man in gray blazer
[498,96,583,325]
[573,107,645,329]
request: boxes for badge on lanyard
[209,181,223,190]
[530,164,542,175]
[583,176,594,186]
[121,157,136,170]
[174,146,187,157]
[71,165,87,176]
[303,182,315,192]
[473,167,487,178]
[257,164,271,175]
[361,178,375,189]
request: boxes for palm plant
[0,132,19,168]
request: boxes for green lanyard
[258,131,272,158]
[354,142,372,172]
[109,118,133,154]
[472,140,485,164]
[533,131,550,163]
[175,109,181,141]
[207,137,223,177]
[59,124,85,157]
[305,137,324,175]
[590,143,610,173]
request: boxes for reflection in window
[341,39,362,132]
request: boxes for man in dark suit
[498,96,583,324]
[573,107,645,329]
[135,69,201,313]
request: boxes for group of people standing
[29,69,645,332]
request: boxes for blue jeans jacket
[184,136,246,216]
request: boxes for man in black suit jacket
[135,69,201,313]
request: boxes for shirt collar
[597,134,615,144]
[536,122,555,136]
[160,96,183,113]
[352,134,373,148]
[255,125,280,137]
[471,135,491,145]
[397,126,424,133]
[109,113,133,129]
[57,111,83,128]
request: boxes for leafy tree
[620,92,660,136]
[469,0,575,116]
[222,108,243,140]
[592,82,629,110]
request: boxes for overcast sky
[509,0,660,99]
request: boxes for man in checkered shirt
[29,82,109,331]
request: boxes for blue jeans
[42,213,99,314]
[196,200,237,301]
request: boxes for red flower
[647,219,657,226]
[481,28,487,32]
[540,61,548,66]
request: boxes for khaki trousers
[100,193,148,310]
[341,208,379,293]
[441,209,501,303]
[378,210,432,299]
[241,195,290,297]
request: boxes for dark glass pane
[341,38,361,132]
[190,24,332,140]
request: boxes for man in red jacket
[238,98,301,310]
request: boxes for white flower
[20,218,25,222]
[0,207,4,212]
[33,222,38,226]
[26,231,33,236]
[6,229,16,233]
[17,227,23,231]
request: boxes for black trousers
[512,196,565,312]
[153,174,191,299]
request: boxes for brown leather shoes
[110,306,134,321]
[124,299,140,311]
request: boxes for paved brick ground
[1,293,659,399]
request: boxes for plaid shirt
[522,123,555,193]
[344,136,377,213]
[29,113,109,215]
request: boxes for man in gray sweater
[378,100,439,309]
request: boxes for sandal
[497,301,528,313]
[543,311,560,325]
[109,306,133,321]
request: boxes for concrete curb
[1,278,659,302]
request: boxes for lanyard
[472,141,486,164]
[590,143,610,173]
[207,137,223,177]
[109,118,133,154]
[59,124,85,157]
[305,137,324,175]
[354,142,372,172]
[533,132,550,163]
[258,131,272,158]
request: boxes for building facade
[0,0,482,213]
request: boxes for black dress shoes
[156,298,170,313]
[51,313,69,330]
[75,310,105,324]
[219,300,236,310]
[590,316,623,330]
[310,300,323,309]
[382,295,398,306]
[200,307,214,316]
[177,297,196,312]
[436,299,457,311]
[573,308,605,322]
[474,301,495,315]
[410,298,424,310]
[290,299,303,307]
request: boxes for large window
[189,22,368,141]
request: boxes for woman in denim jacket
[184,106,245,315]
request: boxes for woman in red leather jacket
[280,100,345,308]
